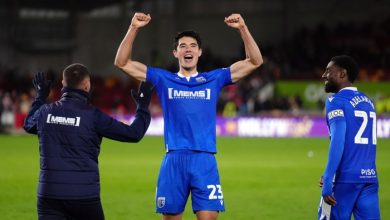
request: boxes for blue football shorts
[318,182,380,220]
[155,150,225,214]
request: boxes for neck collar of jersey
[61,87,90,103]
[340,87,358,92]
[177,72,198,81]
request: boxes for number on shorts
[207,184,223,200]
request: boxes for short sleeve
[208,67,232,90]
[146,66,168,86]
[219,67,233,87]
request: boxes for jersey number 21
[354,110,377,145]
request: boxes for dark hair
[63,63,90,89]
[331,55,359,83]
[173,30,202,50]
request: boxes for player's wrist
[238,24,248,31]
[129,24,140,31]
[36,91,49,101]
[135,105,150,115]
[321,175,332,182]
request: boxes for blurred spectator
[1,92,14,131]
[0,89,3,132]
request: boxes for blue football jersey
[325,87,378,183]
[146,67,232,153]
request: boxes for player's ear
[80,78,90,92]
[198,48,202,57]
[173,49,178,58]
[62,79,65,87]
[86,81,91,92]
[340,68,347,79]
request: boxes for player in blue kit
[115,12,263,220]
[318,55,380,220]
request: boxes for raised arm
[225,14,263,83]
[24,72,51,134]
[95,81,153,142]
[114,13,151,81]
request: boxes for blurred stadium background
[0,0,389,219]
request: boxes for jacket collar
[60,87,90,103]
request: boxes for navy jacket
[24,87,151,199]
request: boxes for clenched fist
[130,12,151,29]
[224,14,246,29]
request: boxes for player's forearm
[23,99,44,134]
[323,147,342,182]
[114,26,139,68]
[323,120,346,181]
[322,144,343,196]
[239,25,263,67]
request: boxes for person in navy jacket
[24,63,153,220]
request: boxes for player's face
[173,36,202,71]
[322,61,342,93]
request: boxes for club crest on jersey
[327,109,344,120]
[46,114,81,126]
[168,88,211,100]
[195,76,207,83]
[157,197,165,208]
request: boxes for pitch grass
[0,135,389,220]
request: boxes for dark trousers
[37,197,105,220]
